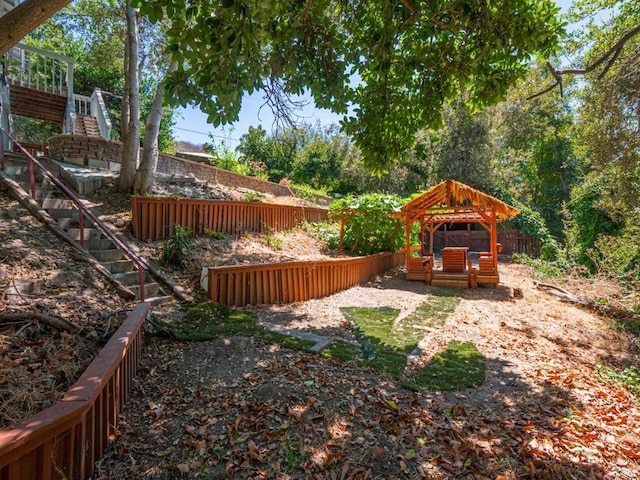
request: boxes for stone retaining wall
[45,135,333,204]
[156,153,294,197]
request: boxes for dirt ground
[1,182,639,479]
[95,262,640,479]
[0,186,130,427]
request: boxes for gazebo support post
[405,220,411,264]
[491,210,498,276]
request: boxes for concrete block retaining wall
[46,136,332,205]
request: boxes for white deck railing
[3,42,75,133]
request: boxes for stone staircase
[3,157,172,305]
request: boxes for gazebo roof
[395,180,519,223]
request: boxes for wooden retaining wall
[206,251,405,307]
[131,196,329,241]
[0,303,149,480]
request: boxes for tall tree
[119,1,140,192]
[134,62,177,193]
[496,66,579,238]
[133,0,564,173]
[432,97,498,194]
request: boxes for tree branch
[0,0,73,55]
[527,23,640,100]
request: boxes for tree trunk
[0,0,72,55]
[133,62,176,194]
[118,2,140,193]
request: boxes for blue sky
[173,0,575,150]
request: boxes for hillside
[1,182,639,478]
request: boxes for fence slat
[131,197,329,241]
[206,252,405,307]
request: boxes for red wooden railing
[0,303,148,480]
[131,196,329,241]
[206,251,405,307]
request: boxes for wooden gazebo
[394,180,519,288]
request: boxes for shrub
[161,225,193,268]
[586,224,640,289]
[330,194,405,254]
[203,228,224,240]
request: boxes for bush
[292,183,330,203]
[329,194,405,254]
[309,221,341,250]
[586,225,640,289]
[161,225,193,268]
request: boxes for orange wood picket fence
[131,196,329,241]
[206,251,405,307]
[0,303,149,480]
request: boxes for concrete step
[48,208,80,219]
[102,259,135,274]
[25,186,60,199]
[55,217,96,230]
[130,282,161,300]
[145,295,174,307]
[41,198,77,209]
[66,227,104,241]
[113,271,144,285]
[89,249,125,262]
[56,217,82,229]
[82,237,114,250]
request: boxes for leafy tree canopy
[132,0,564,173]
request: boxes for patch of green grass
[262,331,316,350]
[340,306,401,356]
[154,298,486,393]
[395,289,462,349]
[152,302,315,350]
[152,302,261,340]
[364,350,408,378]
[410,341,486,391]
[337,295,484,391]
[597,364,640,396]
[321,340,362,361]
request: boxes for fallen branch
[534,280,638,321]
[0,311,83,334]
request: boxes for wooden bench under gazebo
[394,180,519,289]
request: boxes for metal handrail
[0,126,148,301]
